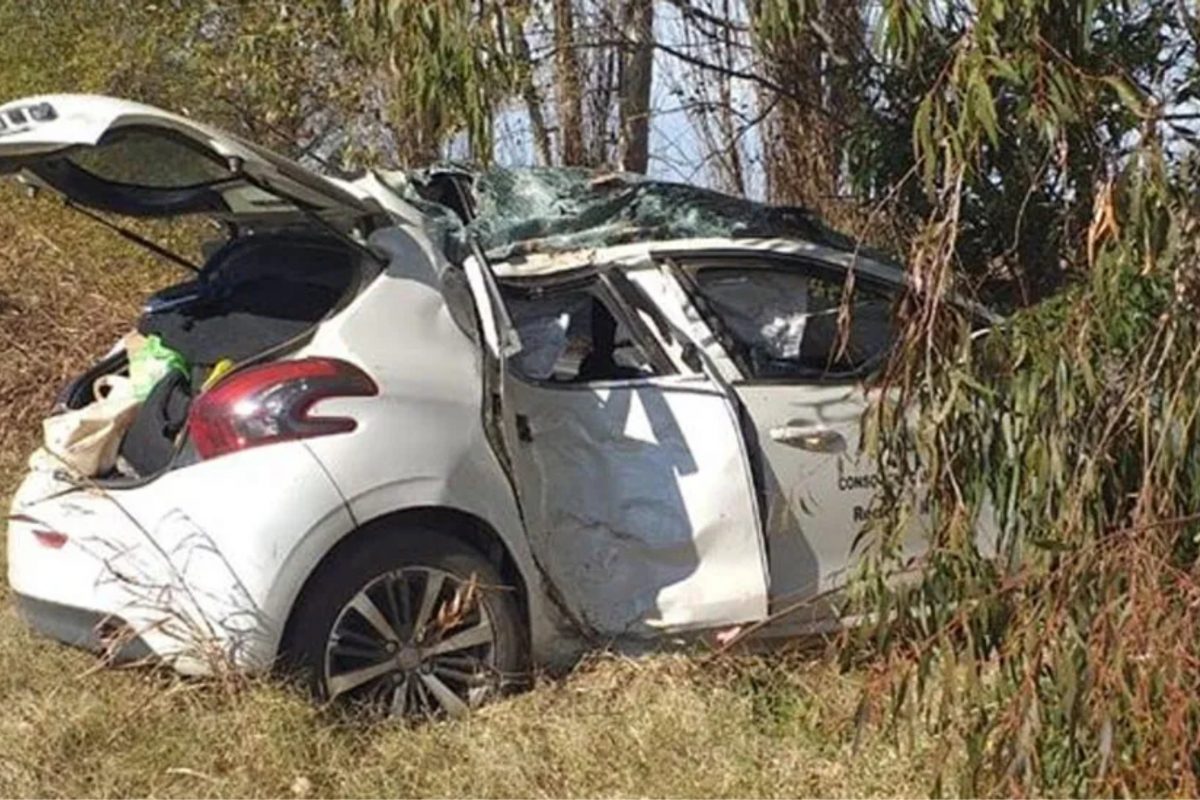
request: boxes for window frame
[668,252,902,386]
[497,270,677,389]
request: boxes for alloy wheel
[323,566,498,718]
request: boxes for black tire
[280,527,528,719]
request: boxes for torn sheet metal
[502,375,770,637]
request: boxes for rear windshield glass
[66,128,232,189]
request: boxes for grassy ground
[0,191,941,797]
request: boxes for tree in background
[0,0,400,167]
[834,1,1200,793]
[617,0,655,172]
[551,0,589,164]
[352,0,653,171]
[753,0,865,210]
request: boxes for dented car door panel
[503,375,769,635]
[462,255,771,637]
[734,382,880,601]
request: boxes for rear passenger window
[504,286,661,383]
[690,266,896,380]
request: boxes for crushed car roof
[377,165,895,269]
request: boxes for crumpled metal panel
[505,376,770,637]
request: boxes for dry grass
[0,621,944,798]
[0,191,942,798]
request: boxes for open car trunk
[0,94,390,481]
[57,231,370,479]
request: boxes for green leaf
[1101,74,1146,116]
[969,71,1000,146]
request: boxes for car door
[668,252,926,624]
[462,256,770,638]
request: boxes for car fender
[285,224,578,665]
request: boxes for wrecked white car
[6,94,927,718]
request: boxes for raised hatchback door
[0,94,373,224]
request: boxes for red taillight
[9,514,68,549]
[32,530,68,549]
[188,357,378,461]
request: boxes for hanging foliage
[799,0,1200,793]
[352,0,523,164]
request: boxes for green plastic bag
[128,333,188,400]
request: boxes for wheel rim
[323,566,498,719]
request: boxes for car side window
[689,265,896,380]
[504,285,660,383]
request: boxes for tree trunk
[617,0,654,174]
[716,62,745,195]
[509,12,553,166]
[553,0,587,166]
[756,0,863,215]
[586,11,617,167]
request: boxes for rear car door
[463,257,770,637]
[669,252,925,622]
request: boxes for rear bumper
[7,441,356,674]
[13,594,153,664]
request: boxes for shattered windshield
[385,165,867,265]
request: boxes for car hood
[0,94,377,226]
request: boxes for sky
[449,0,769,198]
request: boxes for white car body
[3,95,932,689]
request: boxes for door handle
[769,423,845,453]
